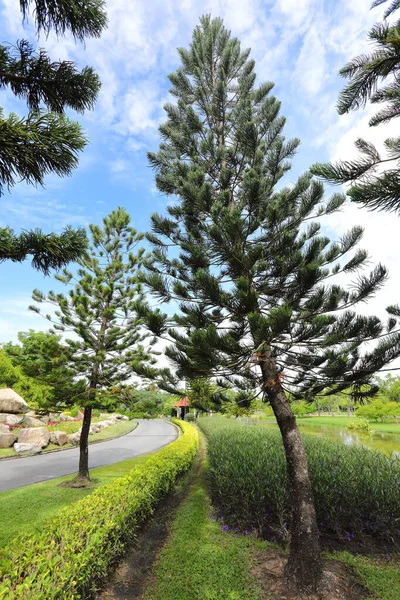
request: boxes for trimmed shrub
[0,420,198,599]
[198,417,400,544]
[184,412,196,422]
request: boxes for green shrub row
[0,420,198,600]
[198,417,400,544]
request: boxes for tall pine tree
[138,17,400,592]
[312,0,400,213]
[31,208,154,486]
[0,0,107,272]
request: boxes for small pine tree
[0,0,107,272]
[312,0,400,213]
[31,208,154,486]
[138,17,400,592]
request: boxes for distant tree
[0,0,107,273]
[31,208,154,486]
[312,1,400,213]
[137,16,400,592]
[291,400,314,418]
[376,373,400,402]
[2,329,85,409]
[0,348,53,408]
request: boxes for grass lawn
[0,444,154,548]
[296,415,400,434]
[0,419,137,459]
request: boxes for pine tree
[312,0,400,212]
[30,208,154,486]
[138,17,400,592]
[0,0,107,272]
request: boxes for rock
[0,388,29,414]
[23,416,46,427]
[49,431,68,446]
[0,432,18,448]
[89,424,100,435]
[40,415,50,424]
[17,427,50,448]
[14,443,42,455]
[77,410,84,419]
[0,424,10,433]
[0,414,24,425]
[68,432,81,445]
[113,413,129,420]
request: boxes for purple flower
[223,525,229,532]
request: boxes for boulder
[68,432,81,446]
[0,414,24,425]
[50,431,68,446]
[23,416,46,427]
[0,388,29,414]
[17,427,50,448]
[89,424,100,435]
[0,424,10,433]
[0,432,18,448]
[14,443,42,455]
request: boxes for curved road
[0,419,178,492]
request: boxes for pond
[264,421,400,455]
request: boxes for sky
[0,0,399,372]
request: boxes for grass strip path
[143,455,266,600]
[0,449,154,548]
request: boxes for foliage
[0,349,53,409]
[376,373,400,402]
[2,330,85,409]
[347,420,372,432]
[0,420,198,598]
[139,14,400,419]
[311,0,400,213]
[291,400,315,418]
[186,378,222,412]
[0,1,107,272]
[356,399,400,421]
[184,412,196,422]
[198,417,400,544]
[118,387,169,416]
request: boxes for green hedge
[0,420,198,599]
[198,417,400,545]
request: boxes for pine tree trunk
[78,406,92,482]
[261,356,322,592]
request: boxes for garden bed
[198,417,400,552]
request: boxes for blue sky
[1,0,399,369]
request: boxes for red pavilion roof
[173,397,190,407]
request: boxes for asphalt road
[0,419,178,492]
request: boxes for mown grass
[0,449,153,548]
[0,419,137,459]
[198,417,400,545]
[143,457,266,600]
[331,552,400,600]
[296,416,400,434]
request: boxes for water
[263,421,400,455]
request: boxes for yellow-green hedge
[0,420,198,599]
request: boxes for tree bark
[261,355,322,592]
[78,406,92,481]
